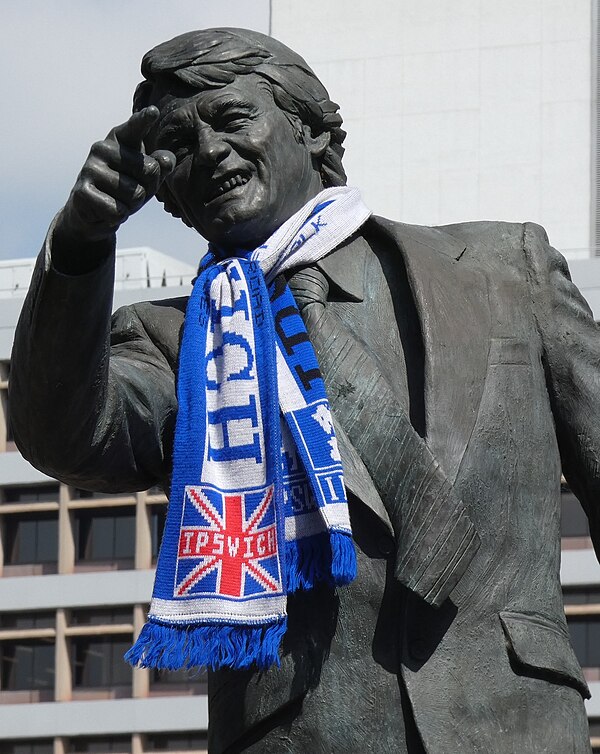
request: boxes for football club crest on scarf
[125,186,371,671]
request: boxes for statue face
[149,74,324,250]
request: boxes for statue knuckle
[69,188,88,213]
[89,139,109,157]
[77,179,95,198]
[132,185,147,204]
[79,163,96,182]
[144,157,161,177]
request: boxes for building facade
[271,0,594,261]
[270,2,600,742]
[3,1,600,750]
[0,250,208,754]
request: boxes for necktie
[289,268,480,607]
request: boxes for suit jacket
[10,216,599,753]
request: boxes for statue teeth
[214,174,248,198]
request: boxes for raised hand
[53,106,175,273]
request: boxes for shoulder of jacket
[111,296,188,350]
[370,216,557,260]
[113,296,187,323]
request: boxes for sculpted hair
[133,28,347,190]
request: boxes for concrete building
[3,1,600,750]
[269,2,600,746]
[0,250,208,754]
[271,0,594,260]
[270,4,600,748]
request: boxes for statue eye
[223,118,248,132]
[158,130,193,159]
[218,110,252,132]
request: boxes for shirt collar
[316,230,368,302]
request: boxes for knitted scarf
[126,187,371,671]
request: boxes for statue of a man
[9,28,598,753]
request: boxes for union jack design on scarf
[126,187,371,671]
[175,485,281,599]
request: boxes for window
[0,361,10,449]
[70,608,132,626]
[3,513,58,565]
[145,733,207,751]
[3,485,59,504]
[151,666,207,688]
[71,636,131,688]
[75,508,135,562]
[67,737,131,754]
[0,741,53,754]
[563,587,600,605]
[0,612,54,630]
[5,411,13,444]
[72,490,130,501]
[561,486,590,538]
[591,717,600,753]
[151,507,167,562]
[1,639,54,691]
[567,616,600,668]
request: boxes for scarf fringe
[330,530,357,586]
[124,617,287,671]
[286,531,357,592]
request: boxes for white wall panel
[272,0,593,258]
[0,570,155,611]
[479,0,542,48]
[0,696,208,739]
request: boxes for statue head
[133,28,346,250]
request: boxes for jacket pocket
[499,610,590,699]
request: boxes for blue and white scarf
[126,187,371,671]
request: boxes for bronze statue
[9,28,597,753]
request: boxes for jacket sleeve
[524,222,600,559]
[9,225,178,492]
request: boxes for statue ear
[301,125,330,158]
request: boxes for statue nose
[195,130,231,166]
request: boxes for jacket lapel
[370,216,491,483]
[316,234,395,534]
[312,222,482,604]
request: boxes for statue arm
[524,222,600,557]
[9,224,177,493]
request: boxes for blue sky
[0,0,270,265]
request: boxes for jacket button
[410,638,429,661]
[378,535,394,557]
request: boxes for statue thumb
[151,150,176,185]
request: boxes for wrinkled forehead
[147,73,275,121]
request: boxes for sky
[0,0,271,265]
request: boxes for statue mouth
[205,172,250,203]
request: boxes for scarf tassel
[125,617,287,671]
[285,530,357,592]
[330,530,358,586]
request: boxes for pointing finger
[143,150,177,199]
[109,106,160,149]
